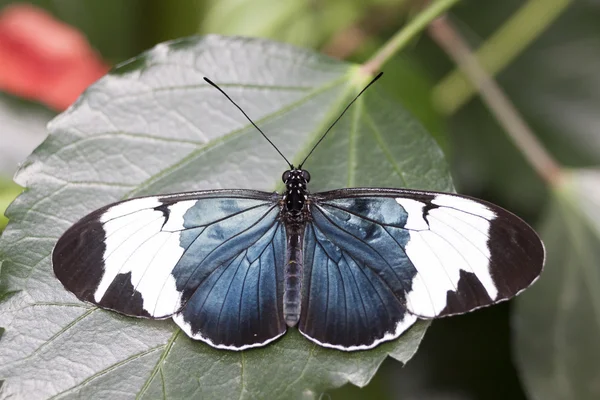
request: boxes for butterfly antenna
[204,77,293,169]
[298,72,383,169]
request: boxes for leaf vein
[49,344,167,399]
[362,108,409,187]
[136,329,181,399]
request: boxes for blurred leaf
[0,94,55,176]
[142,0,205,44]
[0,177,21,232]
[515,169,600,400]
[200,0,399,48]
[504,1,600,167]
[433,0,572,115]
[379,2,600,398]
[0,35,452,399]
[0,0,146,63]
[432,1,600,216]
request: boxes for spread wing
[299,188,544,350]
[52,189,287,350]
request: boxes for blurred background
[0,0,598,399]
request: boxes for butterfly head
[282,168,310,187]
[282,168,310,213]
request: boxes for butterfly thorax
[281,168,311,222]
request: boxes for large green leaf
[0,35,452,398]
[514,169,600,400]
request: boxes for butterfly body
[281,168,311,326]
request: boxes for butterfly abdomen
[283,222,305,327]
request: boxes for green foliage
[0,178,21,232]
[515,170,600,400]
[0,36,452,399]
[1,0,599,398]
[200,0,380,48]
[434,2,600,399]
[0,0,144,62]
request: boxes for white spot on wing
[126,232,184,317]
[433,206,490,235]
[404,232,460,316]
[395,198,429,230]
[428,209,498,300]
[100,198,162,222]
[162,200,197,231]
[95,200,189,317]
[95,210,165,302]
[102,209,157,237]
[432,194,496,220]
[405,195,499,317]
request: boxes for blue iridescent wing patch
[299,196,418,350]
[53,189,287,349]
[299,188,544,349]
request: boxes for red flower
[0,4,109,111]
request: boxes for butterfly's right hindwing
[299,198,418,350]
[52,190,287,350]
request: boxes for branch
[433,0,573,115]
[428,16,564,187]
[361,0,460,75]
[321,4,408,60]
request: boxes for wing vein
[342,251,393,326]
[176,205,278,298]
[346,252,369,331]
[380,225,436,313]
[216,251,248,338]
[312,205,407,302]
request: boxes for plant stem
[428,16,564,187]
[361,0,460,75]
[322,3,408,60]
[433,0,573,115]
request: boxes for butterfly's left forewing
[300,188,544,350]
[53,189,287,350]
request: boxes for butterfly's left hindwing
[299,188,544,349]
[52,190,287,350]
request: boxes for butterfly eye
[282,171,291,182]
[301,170,311,183]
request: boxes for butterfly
[52,73,545,351]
